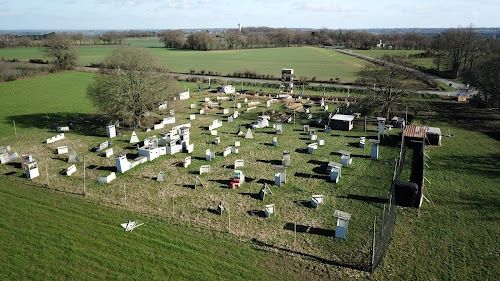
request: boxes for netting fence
[371,183,397,272]
[370,132,406,273]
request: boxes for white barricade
[66,164,76,176]
[105,148,114,158]
[97,172,116,183]
[183,156,191,168]
[57,146,68,154]
[200,165,211,174]
[265,204,275,217]
[163,117,176,124]
[223,147,232,157]
[47,133,65,144]
[234,160,244,168]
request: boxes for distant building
[376,40,386,48]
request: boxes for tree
[438,26,482,78]
[356,55,426,119]
[186,31,213,50]
[42,33,78,70]
[465,40,500,107]
[158,30,185,48]
[87,47,180,127]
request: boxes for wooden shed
[330,114,354,131]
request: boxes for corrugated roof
[404,125,426,138]
[331,114,355,121]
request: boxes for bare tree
[87,47,180,127]
[357,55,425,119]
[465,39,500,107]
[42,33,78,70]
[71,32,85,45]
[186,31,213,51]
[158,30,185,48]
[440,26,482,78]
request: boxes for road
[332,48,475,97]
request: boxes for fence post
[83,155,86,196]
[371,216,376,272]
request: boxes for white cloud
[97,0,157,7]
[165,0,194,9]
[292,0,360,13]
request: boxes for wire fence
[370,131,406,273]
[371,180,397,272]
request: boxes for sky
[0,0,499,30]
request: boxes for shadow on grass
[294,200,312,208]
[257,179,274,185]
[337,194,387,204]
[256,159,281,166]
[283,223,334,237]
[247,210,266,217]
[6,112,109,136]
[209,179,231,188]
[204,208,220,215]
[294,172,329,181]
[238,192,261,200]
[434,152,500,180]
[250,238,370,272]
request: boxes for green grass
[0,72,95,138]
[378,101,500,280]
[348,49,425,58]
[1,46,367,82]
[346,49,438,70]
[150,47,366,83]
[0,72,498,280]
[0,180,305,280]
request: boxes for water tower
[238,23,242,32]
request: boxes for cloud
[293,0,358,13]
[97,0,156,7]
[164,0,195,9]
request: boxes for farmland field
[1,45,367,83]
[346,49,437,70]
[0,72,498,280]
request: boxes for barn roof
[404,125,426,138]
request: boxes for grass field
[0,72,498,280]
[1,45,367,83]
[346,49,438,70]
[0,180,314,280]
[0,72,95,138]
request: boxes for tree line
[0,30,158,48]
